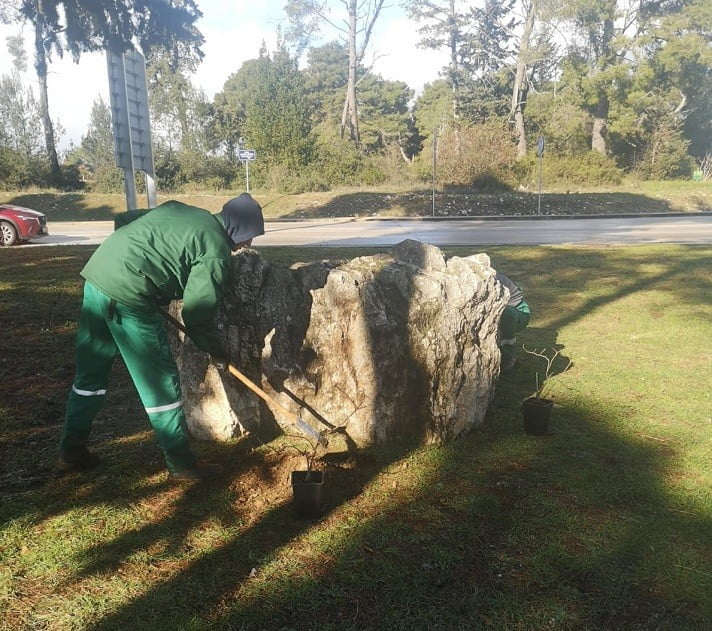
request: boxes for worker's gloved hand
[210,353,230,372]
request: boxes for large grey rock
[169,240,507,447]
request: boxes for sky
[0,1,448,151]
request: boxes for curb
[269,212,711,222]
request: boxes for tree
[216,47,313,169]
[405,0,517,125]
[65,96,123,191]
[303,41,349,126]
[642,0,712,165]
[0,70,48,188]
[0,34,48,188]
[303,42,417,159]
[1,0,204,186]
[0,73,44,158]
[558,0,709,168]
[573,0,617,154]
[284,0,387,147]
[147,48,210,153]
[404,0,470,121]
[412,79,453,140]
[78,97,115,167]
[354,74,416,158]
[509,0,538,157]
[524,56,591,155]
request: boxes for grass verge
[1,244,710,629]
[1,180,710,221]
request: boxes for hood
[1,205,46,218]
[219,193,265,245]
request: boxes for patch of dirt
[207,444,366,525]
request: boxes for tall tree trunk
[591,101,608,154]
[448,0,459,121]
[33,23,62,186]
[178,96,191,151]
[511,0,537,158]
[340,0,360,147]
[591,16,614,155]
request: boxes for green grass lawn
[1,179,710,221]
[0,244,710,630]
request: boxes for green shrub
[312,123,366,186]
[0,147,50,190]
[633,127,696,180]
[413,122,518,188]
[58,161,86,191]
[366,145,418,187]
[525,91,591,155]
[260,162,330,194]
[517,151,624,187]
[154,150,239,192]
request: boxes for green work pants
[499,300,531,365]
[60,282,196,472]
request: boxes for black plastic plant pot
[522,397,554,435]
[291,470,324,519]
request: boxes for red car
[0,204,49,246]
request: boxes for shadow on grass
[6,192,117,221]
[83,245,709,629]
[77,390,710,630]
[281,191,694,219]
[1,244,710,629]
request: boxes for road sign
[106,49,156,209]
[536,136,545,157]
[238,149,256,161]
[107,49,155,174]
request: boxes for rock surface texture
[169,240,507,447]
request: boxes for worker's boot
[168,462,224,483]
[57,445,102,474]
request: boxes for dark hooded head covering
[219,193,265,245]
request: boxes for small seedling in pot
[255,420,329,480]
[520,346,572,435]
[522,346,572,400]
[281,424,330,518]
[283,423,329,481]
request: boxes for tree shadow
[1,243,709,629]
[200,394,709,629]
[279,190,694,219]
[6,192,116,221]
[72,241,709,628]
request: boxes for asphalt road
[26,214,712,247]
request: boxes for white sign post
[107,49,157,210]
[237,149,256,193]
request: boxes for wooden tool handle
[226,364,298,423]
[160,309,298,424]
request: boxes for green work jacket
[81,200,232,355]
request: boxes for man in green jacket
[58,194,265,480]
[496,272,531,372]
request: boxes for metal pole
[145,172,157,208]
[537,136,544,216]
[245,160,250,193]
[124,168,137,210]
[432,130,437,217]
[537,154,542,216]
